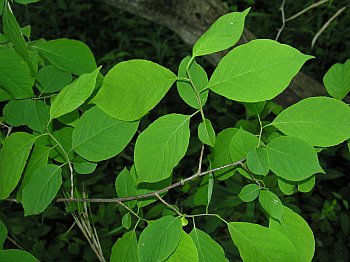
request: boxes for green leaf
[244,101,266,115]
[208,39,313,102]
[189,228,228,262]
[57,110,79,127]
[258,190,283,221]
[192,9,249,57]
[50,67,100,119]
[277,178,296,195]
[298,175,315,193]
[177,56,208,109]
[271,97,350,147]
[0,132,35,199]
[50,127,74,163]
[72,156,97,175]
[238,184,260,202]
[198,119,216,147]
[122,213,132,230]
[72,107,138,161]
[138,216,182,262]
[22,164,62,216]
[166,231,199,262]
[323,59,350,100]
[0,219,7,249]
[31,38,97,75]
[228,222,298,262]
[266,136,324,181]
[0,249,38,262]
[194,174,213,206]
[111,231,138,262]
[3,99,49,132]
[135,114,190,183]
[0,88,12,102]
[115,168,137,209]
[229,128,258,162]
[137,176,171,208]
[15,0,41,4]
[0,48,34,99]
[246,147,269,176]
[37,65,72,93]
[93,59,176,121]
[0,0,4,15]
[269,206,315,262]
[211,128,238,180]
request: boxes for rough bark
[101,0,326,107]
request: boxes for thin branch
[275,0,286,41]
[155,193,183,216]
[197,144,205,175]
[285,0,329,22]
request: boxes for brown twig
[275,0,286,41]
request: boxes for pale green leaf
[22,164,62,216]
[229,128,258,162]
[192,9,249,57]
[111,231,138,262]
[323,59,350,100]
[0,219,7,249]
[72,156,97,175]
[246,147,269,176]
[189,228,228,262]
[50,67,100,119]
[0,249,38,262]
[269,206,315,262]
[259,190,283,221]
[298,175,315,193]
[0,132,35,199]
[198,119,216,147]
[93,59,176,121]
[208,39,313,102]
[238,184,260,202]
[228,222,298,262]
[138,216,182,262]
[72,107,138,161]
[267,136,324,181]
[271,97,350,147]
[135,114,190,183]
[38,65,72,93]
[166,231,199,262]
[115,168,137,208]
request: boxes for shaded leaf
[238,184,260,202]
[323,59,350,100]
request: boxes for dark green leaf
[238,184,260,202]
[246,147,269,176]
[0,219,7,249]
[38,65,72,93]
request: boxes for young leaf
[0,219,7,249]
[229,128,259,162]
[110,231,138,262]
[0,48,34,99]
[138,216,182,262]
[93,59,176,121]
[72,107,138,161]
[323,59,350,100]
[37,65,72,93]
[31,38,97,75]
[122,213,132,230]
[298,175,315,193]
[22,164,62,216]
[115,168,137,208]
[177,56,208,109]
[258,190,283,221]
[192,8,249,57]
[238,184,260,202]
[0,132,35,199]
[50,67,100,119]
[266,136,324,181]
[246,147,269,176]
[269,206,315,262]
[189,228,228,262]
[72,156,97,175]
[198,119,216,147]
[0,249,38,262]
[208,39,313,102]
[228,222,298,262]
[166,231,199,262]
[271,97,350,147]
[135,114,190,183]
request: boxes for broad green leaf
[0,132,35,199]
[111,231,138,262]
[22,164,62,216]
[138,216,182,262]
[0,219,7,249]
[177,56,208,109]
[211,128,238,180]
[246,147,269,176]
[0,48,34,99]
[115,168,137,208]
[267,136,324,181]
[192,9,249,57]
[298,175,315,193]
[0,249,38,262]
[208,39,313,102]
[0,88,12,102]
[93,59,176,121]
[31,38,97,75]
[229,128,258,162]
[244,101,266,115]
[323,59,350,100]
[72,156,97,175]
[238,184,260,202]
[15,0,41,4]
[166,231,199,262]
[135,114,190,183]
[271,97,350,147]
[269,206,315,262]
[0,0,4,15]
[50,67,100,119]
[3,99,49,132]
[228,222,297,262]
[38,65,72,93]
[277,178,296,195]
[259,190,283,221]
[189,228,228,262]
[72,107,138,161]
[198,119,216,147]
